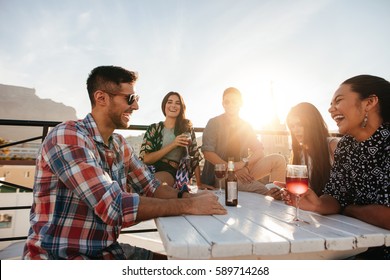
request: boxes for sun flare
[240,82,290,131]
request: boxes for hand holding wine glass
[181,132,192,159]
[286,164,309,225]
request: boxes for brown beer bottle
[225,160,238,206]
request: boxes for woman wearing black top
[279,75,390,259]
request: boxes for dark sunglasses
[104,91,140,105]
[126,94,140,105]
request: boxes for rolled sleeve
[201,118,218,153]
[127,150,160,197]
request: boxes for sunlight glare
[240,81,291,130]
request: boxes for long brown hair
[161,91,192,135]
[287,102,331,196]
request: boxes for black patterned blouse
[324,123,390,207]
[324,123,390,259]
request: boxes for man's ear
[94,90,108,106]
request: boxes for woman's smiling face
[329,84,366,137]
[165,94,181,118]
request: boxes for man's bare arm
[136,191,227,222]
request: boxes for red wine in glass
[286,164,309,225]
[286,177,309,195]
[182,132,192,158]
[215,163,226,195]
[215,170,226,179]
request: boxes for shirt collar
[83,113,108,145]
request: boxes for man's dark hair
[86,66,138,106]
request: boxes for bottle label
[227,181,238,202]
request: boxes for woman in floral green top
[139,91,213,190]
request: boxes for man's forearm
[136,196,191,222]
[153,183,179,199]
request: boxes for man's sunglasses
[104,91,140,105]
[126,93,140,105]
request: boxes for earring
[361,112,368,128]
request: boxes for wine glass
[182,132,192,159]
[214,163,226,195]
[285,164,309,225]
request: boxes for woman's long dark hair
[161,91,192,135]
[342,75,390,123]
[287,102,331,196]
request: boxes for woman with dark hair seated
[140,91,213,191]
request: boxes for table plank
[155,216,210,259]
[213,213,290,256]
[185,215,252,258]
[325,214,390,246]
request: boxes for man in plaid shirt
[23,66,226,260]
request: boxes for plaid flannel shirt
[23,113,159,259]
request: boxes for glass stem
[215,178,223,195]
[295,195,300,221]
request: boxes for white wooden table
[155,191,390,259]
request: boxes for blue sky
[1,0,389,135]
